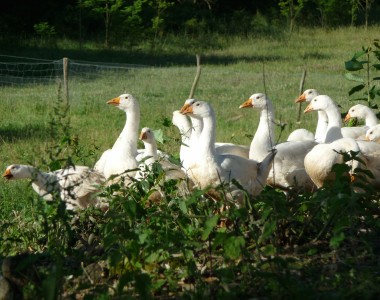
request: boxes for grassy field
[0,26,379,298]
[0,27,377,216]
[0,26,378,214]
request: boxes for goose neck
[364,109,378,126]
[199,114,217,157]
[249,104,275,161]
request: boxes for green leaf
[261,244,276,256]
[259,219,276,243]
[344,73,364,83]
[373,50,380,60]
[351,50,367,60]
[178,200,187,214]
[153,128,164,144]
[348,84,365,96]
[307,248,318,255]
[330,231,345,249]
[373,64,380,70]
[345,59,363,71]
[224,236,245,259]
[201,215,220,241]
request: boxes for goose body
[94,94,140,180]
[303,138,361,188]
[304,95,380,189]
[287,128,315,142]
[240,93,316,191]
[3,164,106,210]
[180,100,276,199]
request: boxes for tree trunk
[105,2,109,48]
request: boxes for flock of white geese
[3,90,380,211]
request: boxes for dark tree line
[1,0,379,47]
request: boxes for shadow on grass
[0,45,284,67]
[0,124,49,142]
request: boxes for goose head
[179,98,197,114]
[3,164,33,180]
[139,127,154,143]
[107,93,138,112]
[296,89,320,103]
[365,124,380,142]
[344,104,368,122]
[304,95,334,113]
[181,100,213,119]
[239,93,268,110]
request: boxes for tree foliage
[1,0,380,46]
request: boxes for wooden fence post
[296,68,307,123]
[63,57,69,104]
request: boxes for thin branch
[189,54,202,99]
[296,68,307,123]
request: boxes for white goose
[365,124,380,143]
[3,164,106,211]
[303,138,361,188]
[178,99,249,162]
[296,89,327,143]
[297,89,371,141]
[94,94,140,181]
[180,100,276,201]
[304,95,380,189]
[172,110,193,170]
[287,128,315,142]
[136,127,187,181]
[239,93,317,192]
[343,104,378,139]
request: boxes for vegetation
[0,27,380,298]
[344,38,380,109]
[1,0,380,50]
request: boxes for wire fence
[0,55,148,87]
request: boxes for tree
[278,0,306,33]
[80,0,123,48]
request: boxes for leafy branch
[344,38,380,109]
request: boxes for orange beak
[239,98,253,109]
[350,174,356,183]
[295,94,306,103]
[344,113,351,122]
[3,169,12,179]
[179,103,191,114]
[139,131,147,140]
[107,97,120,106]
[181,105,194,115]
[304,103,314,113]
